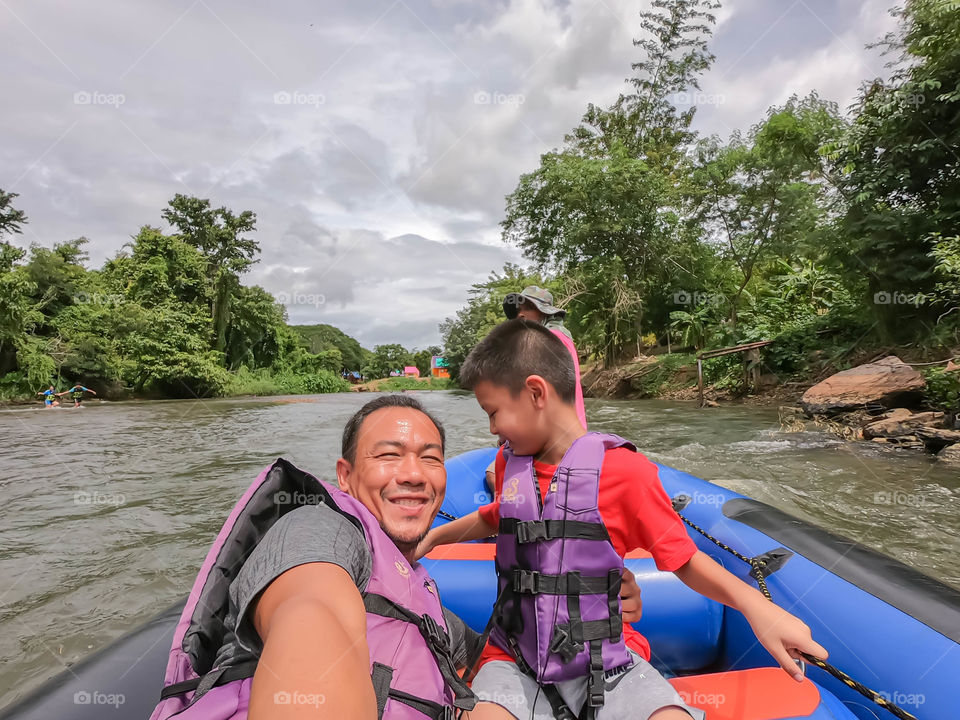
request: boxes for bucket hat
[503,285,566,319]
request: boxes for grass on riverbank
[355,376,454,392]
[223,367,350,396]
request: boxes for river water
[1,392,958,708]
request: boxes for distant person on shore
[484,286,588,491]
[59,383,96,408]
[502,286,586,428]
[36,385,60,408]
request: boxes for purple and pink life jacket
[150,458,475,720]
[489,433,635,716]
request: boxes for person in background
[37,385,60,408]
[502,286,586,428]
[484,286,588,493]
[59,383,97,408]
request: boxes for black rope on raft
[676,511,919,720]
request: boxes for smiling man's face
[336,406,446,558]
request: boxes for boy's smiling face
[473,378,548,457]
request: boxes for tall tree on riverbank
[692,93,848,330]
[832,0,960,341]
[0,189,27,238]
[161,194,259,356]
[502,0,720,363]
[0,191,36,377]
[568,0,719,161]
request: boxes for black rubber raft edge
[723,497,960,644]
[0,600,185,720]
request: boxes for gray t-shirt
[212,503,477,669]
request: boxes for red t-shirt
[476,445,697,665]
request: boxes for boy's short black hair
[341,395,446,464]
[459,319,576,403]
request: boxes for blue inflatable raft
[1,448,957,720]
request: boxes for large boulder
[800,357,925,415]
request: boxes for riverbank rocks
[800,356,925,415]
[937,444,960,465]
[915,426,960,453]
[870,435,926,451]
[862,410,947,439]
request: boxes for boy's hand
[743,599,827,681]
[620,568,642,624]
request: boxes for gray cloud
[1,0,896,347]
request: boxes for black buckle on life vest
[513,569,540,594]
[587,662,606,709]
[549,625,584,663]
[587,644,606,709]
[588,675,605,709]
[516,520,548,544]
[419,613,448,651]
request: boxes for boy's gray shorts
[471,651,706,720]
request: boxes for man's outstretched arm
[249,562,377,719]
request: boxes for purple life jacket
[489,433,635,714]
[150,458,474,720]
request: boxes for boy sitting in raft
[418,319,827,720]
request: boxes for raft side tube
[655,463,960,720]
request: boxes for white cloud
[1,0,901,347]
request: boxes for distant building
[403,366,420,377]
[431,355,450,379]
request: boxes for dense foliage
[444,0,959,396]
[293,324,372,372]
[440,264,557,380]
[0,194,354,401]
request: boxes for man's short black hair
[459,319,576,403]
[341,394,446,464]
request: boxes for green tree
[224,285,288,370]
[0,191,33,376]
[161,195,259,355]
[502,0,720,361]
[292,323,370,371]
[692,94,846,329]
[23,238,92,322]
[831,0,960,339]
[929,234,960,332]
[0,189,27,237]
[567,0,720,161]
[119,303,228,398]
[0,243,38,377]
[364,343,413,379]
[104,226,209,309]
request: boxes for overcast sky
[1,0,898,349]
